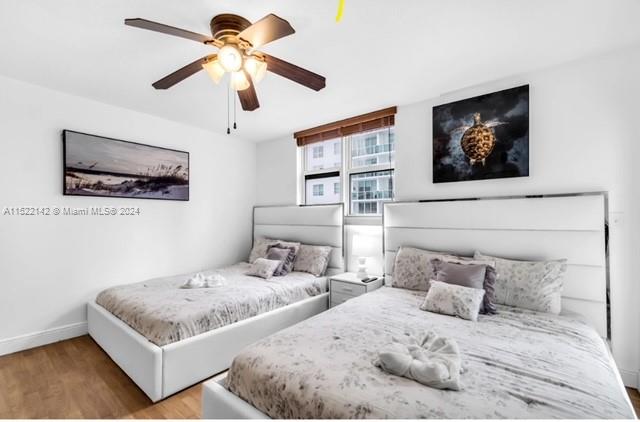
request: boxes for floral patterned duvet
[226,286,634,419]
[95,263,326,347]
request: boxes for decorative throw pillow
[392,246,464,291]
[431,258,497,314]
[293,244,332,277]
[420,280,485,322]
[274,241,301,273]
[246,258,281,279]
[474,251,567,314]
[266,246,292,276]
[248,237,278,264]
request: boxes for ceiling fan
[125,13,326,113]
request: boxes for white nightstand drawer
[330,291,356,306]
[331,280,366,296]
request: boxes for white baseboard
[619,368,639,389]
[0,322,88,357]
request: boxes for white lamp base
[356,256,368,280]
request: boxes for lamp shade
[352,234,377,257]
[202,59,225,84]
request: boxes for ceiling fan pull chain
[233,92,238,130]
[227,77,231,134]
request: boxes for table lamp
[352,234,377,280]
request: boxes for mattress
[95,263,326,347]
[226,286,635,419]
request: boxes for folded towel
[373,330,462,391]
[180,272,226,289]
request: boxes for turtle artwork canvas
[432,85,529,183]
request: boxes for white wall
[256,137,298,206]
[0,75,256,354]
[255,45,640,386]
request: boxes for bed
[87,203,344,402]
[202,193,636,419]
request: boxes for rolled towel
[374,331,462,391]
[204,273,226,287]
[181,272,227,289]
[181,273,206,289]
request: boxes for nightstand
[329,272,384,308]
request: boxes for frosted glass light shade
[244,56,267,83]
[231,71,250,91]
[352,234,377,257]
[202,59,225,84]
[218,44,243,72]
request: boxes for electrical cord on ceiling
[336,0,345,22]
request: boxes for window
[303,138,342,205]
[351,128,395,169]
[350,170,394,215]
[305,173,340,205]
[300,126,395,215]
[297,107,396,216]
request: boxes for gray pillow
[433,259,486,288]
[273,241,300,274]
[431,258,497,314]
[266,246,293,276]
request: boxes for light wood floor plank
[0,335,206,419]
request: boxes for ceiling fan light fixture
[202,58,225,84]
[231,71,250,91]
[218,44,243,72]
[244,56,267,83]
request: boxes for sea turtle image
[457,113,501,165]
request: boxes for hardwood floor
[0,335,223,419]
[0,335,639,418]
[629,387,640,417]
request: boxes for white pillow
[392,246,465,291]
[248,237,279,264]
[474,251,567,314]
[293,244,332,276]
[420,280,485,322]
[246,258,281,279]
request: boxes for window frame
[299,126,395,217]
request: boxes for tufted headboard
[253,204,345,275]
[383,193,609,338]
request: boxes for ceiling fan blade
[152,56,212,89]
[125,18,214,44]
[237,71,260,111]
[238,14,295,49]
[263,54,326,91]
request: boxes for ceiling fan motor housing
[210,14,252,42]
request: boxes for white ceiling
[1,0,639,142]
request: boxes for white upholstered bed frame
[88,204,344,402]
[201,192,620,419]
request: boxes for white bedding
[226,286,635,419]
[96,263,326,346]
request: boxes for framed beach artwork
[63,130,189,201]
[432,85,529,183]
